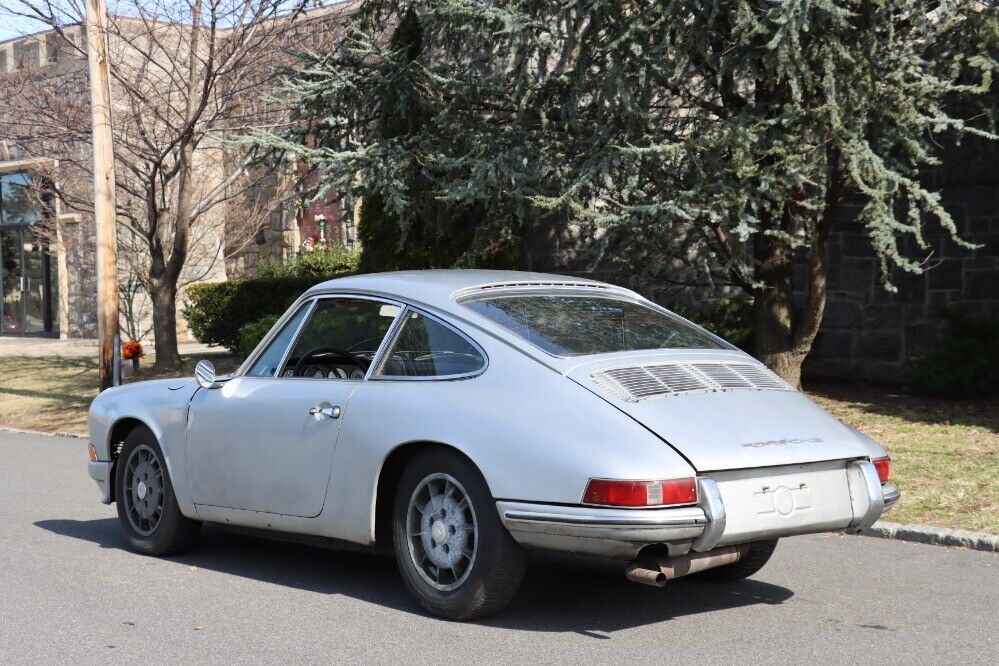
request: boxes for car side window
[246,303,310,377]
[377,311,485,378]
[280,298,400,379]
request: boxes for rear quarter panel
[324,333,697,546]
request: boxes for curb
[861,521,999,553]
[0,426,87,439]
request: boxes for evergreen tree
[356,5,428,272]
[256,1,997,384]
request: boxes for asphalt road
[0,430,995,664]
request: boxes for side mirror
[195,359,223,389]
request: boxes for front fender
[87,378,200,517]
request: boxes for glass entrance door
[1,229,24,334]
[0,227,50,334]
[21,227,47,333]
[1,171,56,336]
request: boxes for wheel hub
[431,520,448,545]
[406,473,478,592]
[123,444,165,536]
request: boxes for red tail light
[583,478,697,507]
[872,457,890,484]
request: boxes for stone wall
[804,129,998,384]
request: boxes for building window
[0,173,41,226]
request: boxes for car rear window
[461,293,727,356]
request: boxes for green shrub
[259,246,359,280]
[238,314,281,357]
[669,299,753,351]
[183,277,318,352]
[184,248,358,352]
[907,311,999,399]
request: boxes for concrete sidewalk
[0,336,218,357]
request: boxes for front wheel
[701,539,778,582]
[393,449,527,620]
[114,425,201,556]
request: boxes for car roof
[305,269,636,309]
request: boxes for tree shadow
[35,518,792,635]
[806,381,999,433]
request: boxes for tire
[701,539,778,582]
[392,449,527,620]
[114,425,201,556]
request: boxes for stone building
[0,6,357,341]
[804,126,998,383]
[1,8,994,388]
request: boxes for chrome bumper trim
[691,477,726,552]
[88,460,114,504]
[846,460,885,530]
[497,501,707,559]
[881,482,900,511]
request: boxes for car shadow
[35,518,793,635]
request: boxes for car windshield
[462,292,727,356]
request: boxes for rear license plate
[708,460,855,546]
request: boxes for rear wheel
[393,449,527,620]
[114,425,201,556]
[701,539,778,581]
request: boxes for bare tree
[0,0,322,367]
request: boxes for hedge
[238,314,281,358]
[183,277,319,352]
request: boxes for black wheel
[701,539,778,582]
[114,425,201,556]
[393,449,527,620]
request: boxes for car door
[186,295,401,517]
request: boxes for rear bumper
[882,482,901,511]
[88,460,114,504]
[498,460,899,560]
[497,501,707,559]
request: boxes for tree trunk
[752,233,808,388]
[149,279,181,369]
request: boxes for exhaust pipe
[624,562,668,587]
[625,545,748,586]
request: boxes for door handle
[309,404,341,420]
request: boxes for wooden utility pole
[85,0,119,391]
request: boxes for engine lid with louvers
[591,362,792,402]
[567,354,867,471]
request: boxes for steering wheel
[293,346,369,378]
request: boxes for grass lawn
[0,353,242,434]
[809,383,998,534]
[0,355,994,533]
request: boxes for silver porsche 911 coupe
[87,270,898,619]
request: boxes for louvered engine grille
[591,362,792,402]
